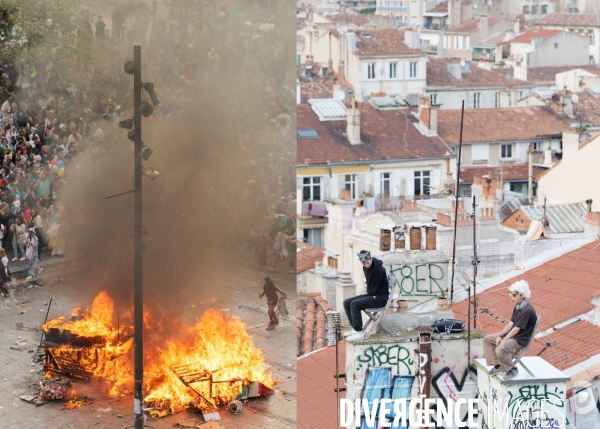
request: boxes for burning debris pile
[42,291,274,414]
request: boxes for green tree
[0,0,121,100]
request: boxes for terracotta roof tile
[297,102,454,165]
[504,28,562,44]
[296,241,326,273]
[298,343,346,429]
[321,11,370,27]
[573,89,600,127]
[449,240,600,370]
[426,58,528,88]
[447,16,504,33]
[355,29,422,56]
[297,293,334,356]
[427,1,448,13]
[492,65,600,84]
[535,12,600,27]
[437,106,572,144]
[458,164,546,184]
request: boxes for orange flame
[43,291,273,410]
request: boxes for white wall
[537,131,600,211]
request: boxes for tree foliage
[0,0,123,99]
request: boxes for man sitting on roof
[483,280,538,380]
[342,250,389,341]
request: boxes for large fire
[43,291,274,413]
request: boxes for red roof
[449,240,600,370]
[355,29,422,56]
[535,12,600,27]
[437,106,572,144]
[505,28,562,44]
[297,102,454,165]
[297,343,346,429]
[426,58,528,88]
[296,241,325,273]
[459,164,546,184]
[447,16,504,33]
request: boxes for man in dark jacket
[343,250,389,341]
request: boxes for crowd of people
[0,0,296,295]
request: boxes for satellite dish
[460,60,466,67]
[572,93,579,103]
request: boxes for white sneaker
[347,331,367,342]
[343,329,357,337]
[11,258,17,261]
[25,276,32,280]
[19,257,26,261]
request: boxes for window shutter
[481,92,487,108]
[471,143,490,162]
[451,93,459,109]
[330,175,340,199]
[406,171,415,198]
[468,93,474,108]
[392,171,401,197]
[358,173,365,197]
[373,171,381,197]
[490,92,496,108]
[432,169,441,194]
[323,175,330,199]
[362,62,369,80]
[438,93,444,106]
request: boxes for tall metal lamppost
[107,44,159,429]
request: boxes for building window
[389,62,397,78]
[414,171,431,196]
[541,5,547,14]
[409,62,417,78]
[380,172,391,196]
[303,177,321,201]
[494,92,500,108]
[523,5,530,13]
[303,228,323,247]
[429,93,438,104]
[532,5,538,15]
[501,143,513,159]
[472,92,481,108]
[367,62,376,79]
[344,174,357,199]
[590,31,595,45]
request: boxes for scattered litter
[20,395,47,405]
[19,311,25,314]
[96,407,112,412]
[9,346,23,351]
[117,414,123,418]
[191,305,195,308]
[174,417,198,428]
[16,305,26,309]
[149,409,170,418]
[40,377,71,400]
[202,408,221,421]
[228,400,242,414]
[28,285,32,288]
[222,308,229,312]
[62,396,93,409]
[15,338,28,347]
[39,310,44,312]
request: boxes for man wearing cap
[343,250,389,341]
[483,280,538,380]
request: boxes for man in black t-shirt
[483,280,537,380]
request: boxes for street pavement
[0,247,296,429]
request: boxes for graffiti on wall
[359,367,414,429]
[355,344,414,375]
[357,364,477,428]
[389,263,446,296]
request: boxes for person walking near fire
[259,276,286,330]
[25,228,42,280]
[483,280,537,380]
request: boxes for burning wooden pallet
[44,348,96,380]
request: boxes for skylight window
[298,129,319,138]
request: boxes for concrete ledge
[380,310,456,332]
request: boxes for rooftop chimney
[418,97,439,133]
[478,15,489,40]
[447,57,462,80]
[346,97,361,145]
